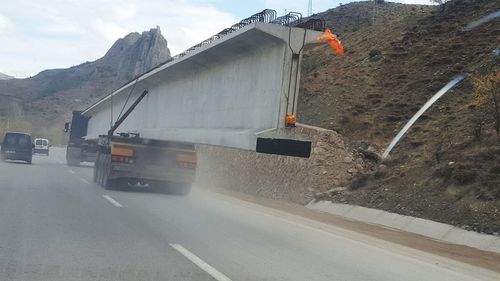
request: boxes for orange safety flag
[317,28,344,57]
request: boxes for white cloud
[0,0,236,78]
[0,13,15,35]
[111,3,137,20]
[0,14,9,30]
[90,19,129,42]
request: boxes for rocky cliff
[98,26,170,81]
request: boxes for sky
[0,0,434,78]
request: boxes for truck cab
[65,111,98,166]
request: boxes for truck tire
[67,155,79,166]
[95,153,105,187]
[101,155,112,190]
[98,154,115,190]
[93,154,101,183]
[66,146,81,166]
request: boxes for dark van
[1,132,33,164]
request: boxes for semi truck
[65,111,98,166]
[65,91,196,195]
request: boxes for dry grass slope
[299,0,500,234]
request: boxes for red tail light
[176,152,196,169]
[111,155,133,163]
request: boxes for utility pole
[308,0,313,16]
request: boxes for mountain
[0,72,14,80]
[0,27,170,142]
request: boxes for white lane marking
[102,195,123,208]
[170,244,232,281]
[68,169,75,174]
[80,178,90,185]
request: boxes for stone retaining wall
[194,124,366,204]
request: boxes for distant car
[1,132,33,164]
[34,138,50,156]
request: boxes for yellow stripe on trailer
[112,141,147,148]
[111,143,134,156]
[176,152,196,163]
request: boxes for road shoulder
[199,188,500,274]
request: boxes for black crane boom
[107,90,149,137]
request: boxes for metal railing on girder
[171,9,325,60]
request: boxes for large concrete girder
[83,22,323,151]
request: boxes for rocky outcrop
[99,27,171,79]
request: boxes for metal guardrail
[271,12,302,26]
[171,9,325,60]
[296,19,326,31]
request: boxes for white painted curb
[306,200,500,254]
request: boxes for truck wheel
[101,154,114,190]
[97,153,105,186]
[93,154,101,183]
[67,156,79,166]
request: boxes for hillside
[298,0,500,233]
[0,0,498,234]
[0,27,170,143]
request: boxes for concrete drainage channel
[306,200,500,254]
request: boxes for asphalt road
[0,147,498,281]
